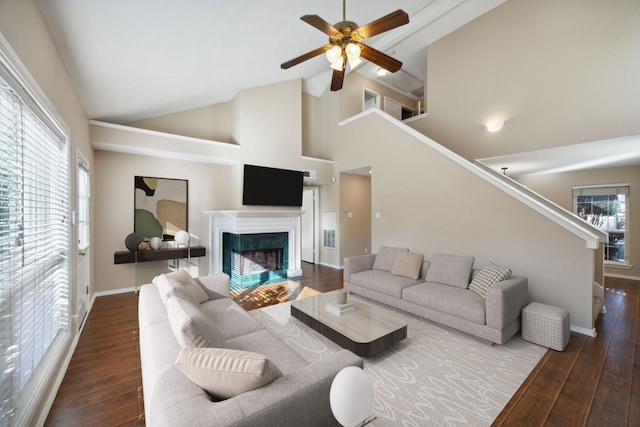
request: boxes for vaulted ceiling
[36,0,506,123]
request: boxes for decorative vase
[149,236,162,250]
[175,230,190,246]
[125,232,144,251]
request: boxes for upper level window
[572,185,629,266]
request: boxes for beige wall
[518,165,640,279]
[0,0,92,424]
[94,150,235,292]
[332,112,596,330]
[415,0,640,161]
[126,102,233,143]
[340,173,372,260]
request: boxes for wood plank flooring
[44,267,639,426]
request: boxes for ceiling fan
[281,1,409,91]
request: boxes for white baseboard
[94,286,138,298]
[318,261,342,270]
[570,325,597,337]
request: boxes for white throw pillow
[175,348,282,400]
[166,296,226,348]
[469,262,512,298]
[164,269,210,304]
[154,274,198,306]
[391,251,424,280]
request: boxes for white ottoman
[522,303,570,351]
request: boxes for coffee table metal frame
[290,290,407,357]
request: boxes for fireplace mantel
[203,210,303,278]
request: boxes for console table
[113,246,206,264]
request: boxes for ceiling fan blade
[353,10,409,40]
[331,68,345,91]
[301,15,342,38]
[360,45,402,72]
[281,45,328,69]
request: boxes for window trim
[572,183,630,267]
[0,32,72,426]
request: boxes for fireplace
[204,210,304,280]
[223,232,288,290]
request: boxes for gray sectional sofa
[139,270,362,427]
[344,246,529,345]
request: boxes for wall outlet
[364,248,368,254]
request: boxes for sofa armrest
[344,254,377,282]
[485,276,529,330]
[151,349,362,427]
[197,273,230,298]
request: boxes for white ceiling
[35,1,640,175]
[36,0,506,124]
[478,135,640,177]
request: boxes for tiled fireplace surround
[204,210,304,283]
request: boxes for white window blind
[0,72,69,424]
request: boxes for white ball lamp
[330,366,375,427]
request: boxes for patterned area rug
[250,296,547,427]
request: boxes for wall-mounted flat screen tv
[242,164,304,207]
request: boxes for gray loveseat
[344,247,529,345]
[139,270,362,427]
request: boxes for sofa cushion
[165,269,210,303]
[391,251,424,280]
[175,347,282,400]
[425,252,474,289]
[402,282,486,325]
[166,296,226,348]
[225,329,308,375]
[372,246,409,272]
[199,298,264,340]
[350,269,423,299]
[154,273,198,306]
[469,262,512,298]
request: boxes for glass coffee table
[290,290,407,357]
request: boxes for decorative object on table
[124,232,144,251]
[174,230,190,246]
[336,288,347,304]
[137,241,148,251]
[174,230,191,273]
[325,302,354,316]
[330,366,376,427]
[149,236,162,250]
[134,176,188,240]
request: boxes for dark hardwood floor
[45,266,639,426]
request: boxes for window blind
[0,73,69,424]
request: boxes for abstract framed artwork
[134,176,188,240]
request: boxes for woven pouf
[522,302,570,351]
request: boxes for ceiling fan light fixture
[345,43,362,68]
[326,45,343,66]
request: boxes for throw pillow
[175,348,282,400]
[372,246,409,272]
[164,268,209,304]
[425,252,474,288]
[469,262,512,298]
[166,296,226,348]
[391,251,424,280]
[154,274,198,306]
